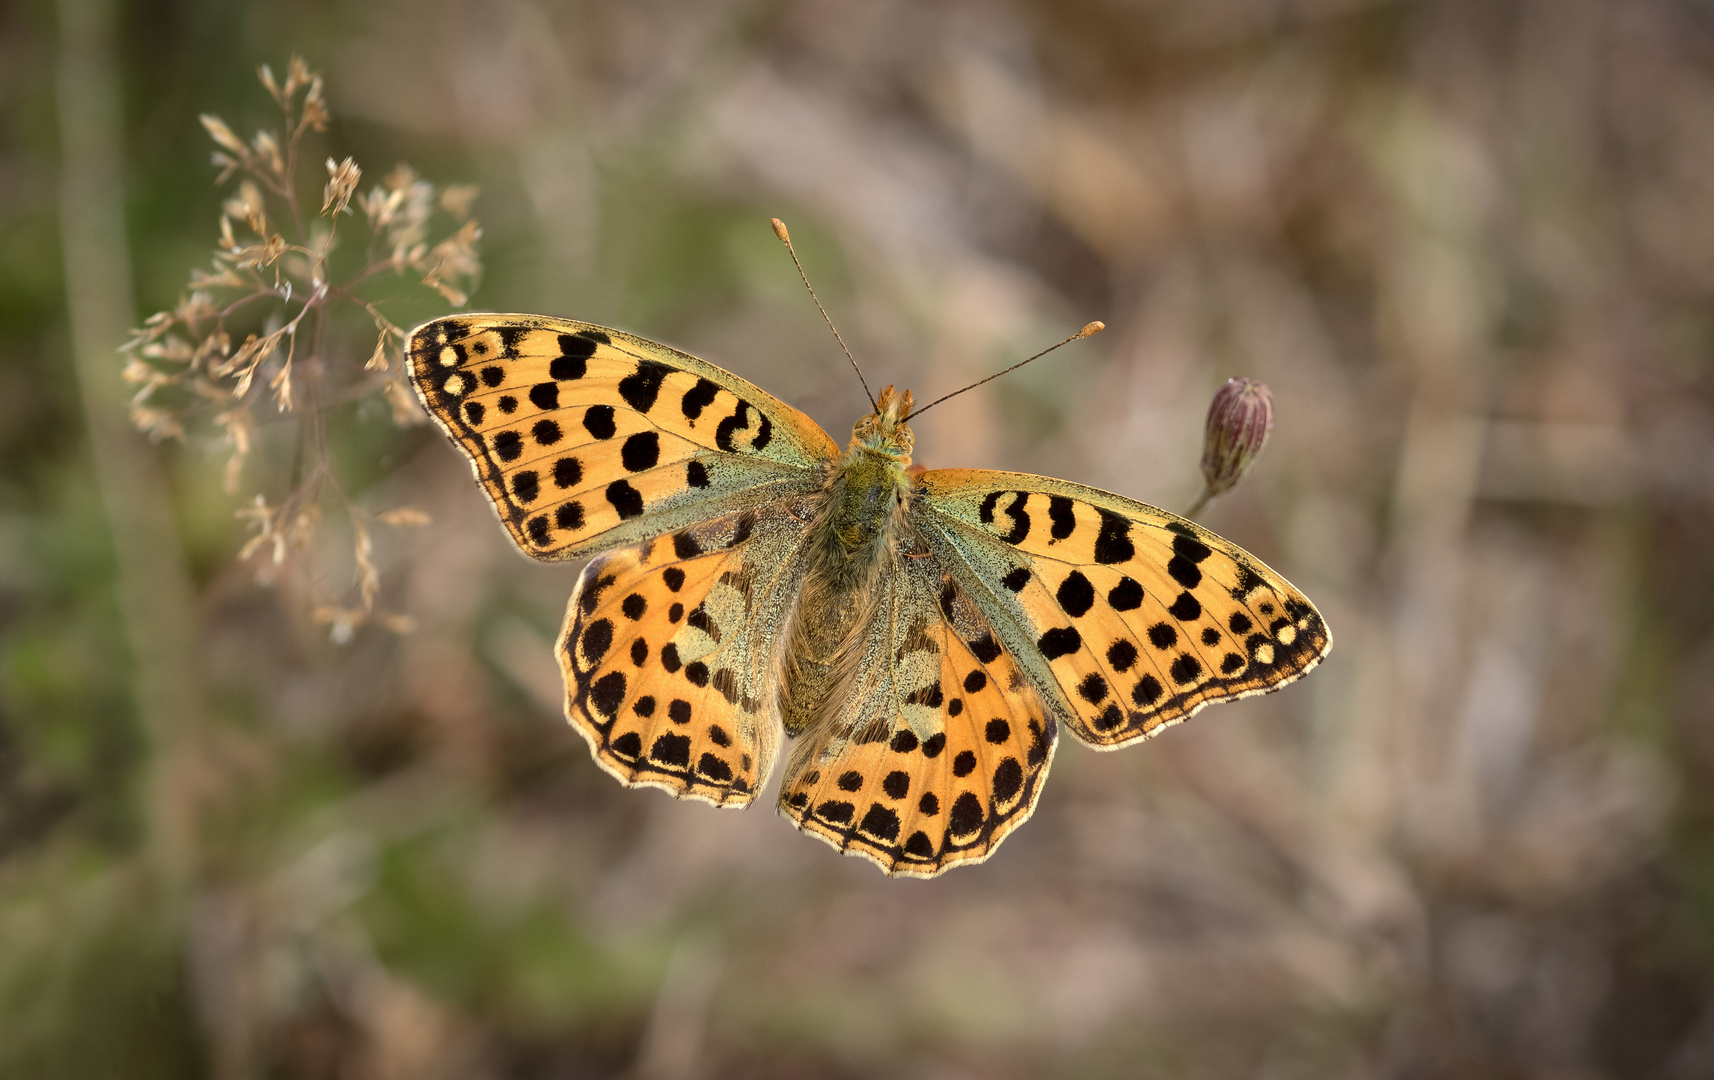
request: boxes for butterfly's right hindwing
[560,501,815,807]
[777,551,1057,878]
[408,314,839,560]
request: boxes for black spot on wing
[606,480,644,519]
[1173,535,1212,563]
[578,573,615,615]
[1107,639,1138,671]
[512,470,539,503]
[1048,496,1076,540]
[1168,555,1202,589]
[1056,571,1095,616]
[1108,577,1143,610]
[491,430,522,462]
[621,432,661,472]
[549,353,585,381]
[1092,510,1134,564]
[553,456,582,488]
[1038,626,1081,660]
[496,327,528,358]
[938,580,957,620]
[715,401,753,452]
[729,511,757,547]
[996,492,1030,544]
[618,361,671,413]
[948,792,983,837]
[583,406,616,440]
[860,804,901,841]
[816,800,855,825]
[1168,592,1202,621]
[556,330,603,362]
[589,672,626,716]
[680,378,719,422]
[650,733,691,767]
[1170,654,1203,684]
[1230,565,1266,599]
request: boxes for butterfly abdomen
[778,443,914,738]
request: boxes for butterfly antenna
[771,217,877,411]
[911,321,1106,418]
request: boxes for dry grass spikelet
[124,57,482,640]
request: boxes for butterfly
[406,309,1329,878]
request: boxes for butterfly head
[850,384,915,463]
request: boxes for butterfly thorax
[778,386,918,737]
[830,385,915,555]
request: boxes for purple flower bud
[1199,378,1273,500]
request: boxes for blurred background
[5,0,1713,1076]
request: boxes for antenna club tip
[1076,320,1106,339]
[771,218,791,243]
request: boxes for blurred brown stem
[56,0,206,887]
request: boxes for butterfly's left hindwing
[913,470,1330,749]
[408,314,838,561]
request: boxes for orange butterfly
[408,242,1328,878]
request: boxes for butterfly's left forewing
[914,470,1330,749]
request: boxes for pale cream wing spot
[914,470,1330,749]
[407,314,838,561]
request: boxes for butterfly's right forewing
[408,314,838,561]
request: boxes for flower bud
[1199,378,1273,500]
